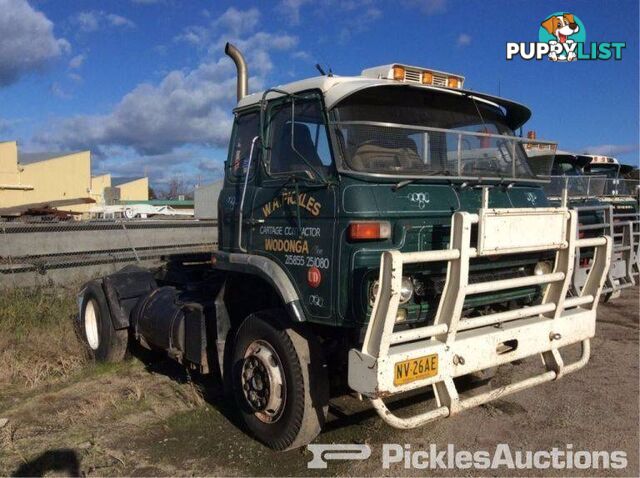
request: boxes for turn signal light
[392,66,405,81]
[421,71,433,85]
[348,221,392,241]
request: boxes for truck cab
[527,149,637,298]
[77,46,612,451]
[218,65,560,328]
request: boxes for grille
[426,267,530,296]
[403,67,422,83]
[432,73,448,87]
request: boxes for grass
[0,286,86,393]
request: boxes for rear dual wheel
[231,311,328,450]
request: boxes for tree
[159,178,194,200]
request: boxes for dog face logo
[541,14,580,43]
[538,12,585,61]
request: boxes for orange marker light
[447,77,460,88]
[392,66,405,81]
[348,221,392,241]
[421,71,433,85]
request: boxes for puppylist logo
[507,12,626,62]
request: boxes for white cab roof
[236,75,473,110]
[234,74,534,130]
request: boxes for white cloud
[174,25,209,46]
[582,144,639,156]
[0,0,70,87]
[338,6,381,42]
[36,8,297,158]
[457,33,472,47]
[74,11,135,32]
[402,0,447,15]
[106,14,136,29]
[175,7,261,47]
[292,50,312,61]
[75,11,100,32]
[68,72,83,82]
[69,54,87,69]
[214,7,260,36]
[278,0,312,24]
[49,82,72,99]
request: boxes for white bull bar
[573,205,637,297]
[348,203,611,429]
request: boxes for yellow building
[0,140,149,215]
[112,177,149,201]
[90,173,111,204]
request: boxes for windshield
[331,86,537,179]
[587,164,619,179]
[543,175,606,198]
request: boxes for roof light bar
[589,155,618,164]
[361,64,465,89]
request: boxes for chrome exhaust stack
[225,42,248,101]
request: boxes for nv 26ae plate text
[394,354,439,386]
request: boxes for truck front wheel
[231,311,328,450]
[78,281,128,363]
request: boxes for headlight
[399,276,414,303]
[369,276,415,306]
[534,261,553,276]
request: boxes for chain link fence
[0,219,218,288]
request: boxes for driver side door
[249,95,338,323]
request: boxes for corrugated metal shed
[194,180,223,219]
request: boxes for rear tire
[79,281,128,363]
[230,311,328,450]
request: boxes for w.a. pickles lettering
[262,191,322,218]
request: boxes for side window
[228,112,260,179]
[268,98,332,174]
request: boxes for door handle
[243,218,265,226]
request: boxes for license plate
[394,354,438,386]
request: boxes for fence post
[1,224,17,289]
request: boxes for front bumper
[348,206,611,429]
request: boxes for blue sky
[0,0,637,188]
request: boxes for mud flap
[102,266,157,329]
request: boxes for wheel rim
[84,299,100,350]
[241,340,286,423]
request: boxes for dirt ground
[0,287,638,477]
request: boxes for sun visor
[456,89,532,130]
[326,83,532,130]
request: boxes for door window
[228,112,260,179]
[268,98,333,175]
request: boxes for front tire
[78,281,128,362]
[230,311,328,450]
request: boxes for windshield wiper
[392,171,450,190]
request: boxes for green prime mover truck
[77,44,612,450]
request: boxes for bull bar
[348,193,611,429]
[573,205,638,297]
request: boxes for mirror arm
[237,136,260,252]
